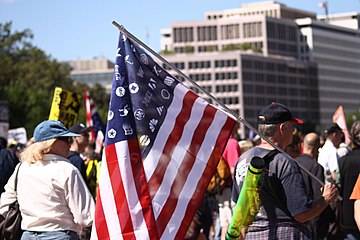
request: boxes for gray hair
[258,123,281,137]
[350,121,360,146]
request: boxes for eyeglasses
[57,137,71,144]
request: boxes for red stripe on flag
[94,192,110,239]
[106,144,135,239]
[84,89,95,141]
[156,105,217,236]
[127,139,159,240]
[147,91,198,197]
[175,116,236,239]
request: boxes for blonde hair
[20,139,57,163]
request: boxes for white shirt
[0,154,95,233]
[318,139,339,182]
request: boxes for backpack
[207,157,232,194]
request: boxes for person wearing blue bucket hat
[0,120,95,239]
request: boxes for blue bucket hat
[33,120,80,143]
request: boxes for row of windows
[245,108,319,121]
[165,60,238,70]
[190,85,212,93]
[215,72,238,80]
[218,97,239,105]
[315,46,360,59]
[72,73,113,80]
[174,22,264,42]
[215,59,237,68]
[266,22,297,41]
[315,56,360,69]
[243,72,318,86]
[198,26,218,41]
[220,24,240,40]
[320,90,360,99]
[173,27,194,43]
[189,73,212,81]
[189,61,211,69]
[267,41,298,56]
[314,35,360,49]
[242,60,317,75]
[186,72,239,81]
[198,45,219,53]
[162,62,185,70]
[244,97,318,109]
[243,22,262,38]
[216,84,238,92]
[243,84,317,97]
[318,68,360,80]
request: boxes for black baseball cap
[324,123,342,135]
[69,123,93,135]
[258,102,303,125]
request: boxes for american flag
[84,88,106,150]
[91,32,236,240]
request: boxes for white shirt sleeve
[65,168,95,227]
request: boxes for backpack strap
[14,163,22,193]
[260,149,294,218]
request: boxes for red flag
[84,88,95,141]
[91,32,235,239]
[333,105,350,145]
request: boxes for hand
[321,183,339,204]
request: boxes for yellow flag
[49,87,82,129]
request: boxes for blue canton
[105,32,179,158]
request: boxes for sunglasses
[57,137,71,144]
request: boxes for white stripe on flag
[143,84,188,180]
[152,96,207,219]
[160,109,229,240]
[97,149,123,240]
[115,141,150,239]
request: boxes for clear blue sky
[1,0,359,61]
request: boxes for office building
[160,1,360,135]
[69,58,114,92]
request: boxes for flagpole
[112,21,342,201]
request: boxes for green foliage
[0,22,110,137]
[185,45,194,53]
[159,49,176,55]
[346,108,360,130]
[222,43,262,53]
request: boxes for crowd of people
[0,120,101,240]
[189,103,360,240]
[2,102,360,239]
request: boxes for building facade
[160,1,360,134]
[69,58,114,92]
[296,18,360,127]
[69,1,360,136]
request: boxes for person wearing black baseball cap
[232,103,338,239]
[68,123,93,181]
[0,120,94,239]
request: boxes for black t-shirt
[338,147,360,230]
[68,150,87,181]
[295,154,324,201]
[0,147,19,194]
[232,146,310,222]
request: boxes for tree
[0,22,75,135]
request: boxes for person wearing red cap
[232,103,339,239]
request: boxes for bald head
[302,132,320,158]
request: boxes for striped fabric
[91,32,236,240]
